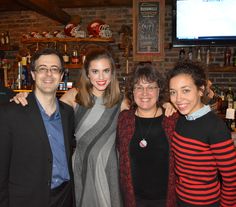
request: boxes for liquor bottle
[63,68,69,90]
[71,49,79,64]
[225,86,234,109]
[62,44,70,64]
[188,47,193,61]
[81,48,86,64]
[220,88,227,114]
[225,108,235,132]
[224,47,231,66]
[27,52,31,64]
[21,56,28,89]
[206,47,211,66]
[1,32,5,46]
[197,47,201,62]
[17,62,22,89]
[234,96,236,110]
[179,48,185,61]
[232,48,236,67]
[5,31,10,45]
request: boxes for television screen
[172,0,236,47]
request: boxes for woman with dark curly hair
[117,63,178,207]
[168,62,236,207]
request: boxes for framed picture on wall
[133,0,165,61]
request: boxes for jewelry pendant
[139,139,147,148]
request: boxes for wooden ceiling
[0,0,172,24]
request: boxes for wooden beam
[16,0,71,24]
[55,0,132,8]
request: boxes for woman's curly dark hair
[125,63,167,110]
[166,61,208,100]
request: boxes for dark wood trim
[21,37,115,43]
[16,0,71,24]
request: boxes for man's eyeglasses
[133,85,158,93]
[33,66,62,74]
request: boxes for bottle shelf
[0,45,19,51]
[13,89,32,93]
[13,89,68,93]
[21,37,115,69]
[21,37,115,44]
[208,65,236,72]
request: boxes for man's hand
[10,92,29,106]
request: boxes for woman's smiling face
[169,74,204,115]
[88,58,112,97]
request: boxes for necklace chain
[136,108,158,148]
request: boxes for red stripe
[211,145,236,154]
[175,164,216,176]
[211,139,234,148]
[175,159,216,171]
[176,183,220,197]
[176,186,220,204]
[174,152,216,166]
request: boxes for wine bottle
[71,49,79,64]
[225,86,234,109]
[62,44,70,64]
[179,48,185,61]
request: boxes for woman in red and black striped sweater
[168,62,236,207]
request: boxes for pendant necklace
[137,107,158,148]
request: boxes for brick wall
[0,5,235,93]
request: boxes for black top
[129,114,169,200]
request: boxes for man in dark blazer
[0,48,75,207]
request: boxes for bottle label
[63,55,69,63]
[71,57,79,64]
[21,57,27,66]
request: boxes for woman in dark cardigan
[116,63,178,207]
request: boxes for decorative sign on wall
[133,0,165,61]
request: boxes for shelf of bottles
[21,37,114,70]
[178,46,236,72]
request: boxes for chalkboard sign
[133,0,165,61]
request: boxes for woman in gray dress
[61,48,124,207]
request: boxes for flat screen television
[172,0,236,47]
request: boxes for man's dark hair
[30,48,64,73]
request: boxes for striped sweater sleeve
[210,138,236,207]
